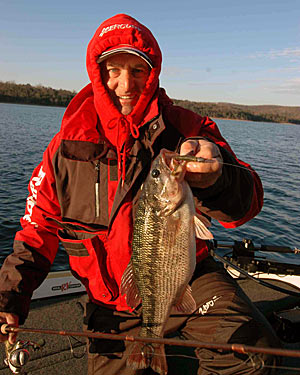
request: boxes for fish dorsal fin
[120,261,141,309]
[174,285,196,313]
[194,213,214,239]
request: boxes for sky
[1,0,300,106]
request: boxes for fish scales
[132,197,193,339]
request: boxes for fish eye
[151,169,160,178]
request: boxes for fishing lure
[170,154,252,171]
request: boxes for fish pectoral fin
[194,214,214,239]
[175,285,196,313]
[120,261,141,309]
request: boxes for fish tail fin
[150,344,168,375]
[127,342,150,370]
[127,342,168,375]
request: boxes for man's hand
[180,139,223,188]
[0,312,19,344]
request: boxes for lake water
[0,103,299,271]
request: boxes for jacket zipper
[95,161,100,217]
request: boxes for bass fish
[120,149,213,375]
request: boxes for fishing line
[131,350,300,373]
[164,353,198,361]
[26,353,85,374]
[123,350,283,373]
[67,335,86,359]
[165,352,300,373]
[218,161,255,171]
[260,363,300,373]
[172,154,254,172]
[247,353,265,371]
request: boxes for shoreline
[1,101,299,126]
[212,116,298,126]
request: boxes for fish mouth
[160,149,174,169]
[160,149,187,180]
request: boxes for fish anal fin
[175,285,196,313]
[120,261,141,309]
[194,214,214,239]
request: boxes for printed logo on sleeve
[23,166,46,225]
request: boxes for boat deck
[0,278,299,374]
[0,293,87,375]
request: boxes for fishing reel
[4,339,44,374]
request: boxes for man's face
[101,53,150,115]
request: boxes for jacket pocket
[57,229,118,302]
[57,229,94,257]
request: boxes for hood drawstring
[116,117,140,186]
[129,120,140,139]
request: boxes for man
[0,14,279,374]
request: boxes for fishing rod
[214,238,300,255]
[2,324,300,359]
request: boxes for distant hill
[1,81,299,125]
[172,99,300,125]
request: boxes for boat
[1,239,300,374]
[32,270,86,300]
[213,239,300,295]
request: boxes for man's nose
[120,70,134,91]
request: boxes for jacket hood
[87,14,162,75]
[86,14,162,155]
[61,14,163,182]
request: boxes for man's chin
[121,105,134,115]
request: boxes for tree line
[1,81,299,124]
[0,81,76,107]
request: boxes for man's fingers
[6,314,18,345]
[180,139,199,156]
[179,139,223,188]
[0,314,19,344]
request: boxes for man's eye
[108,68,120,75]
[132,68,145,76]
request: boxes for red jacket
[0,15,263,324]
